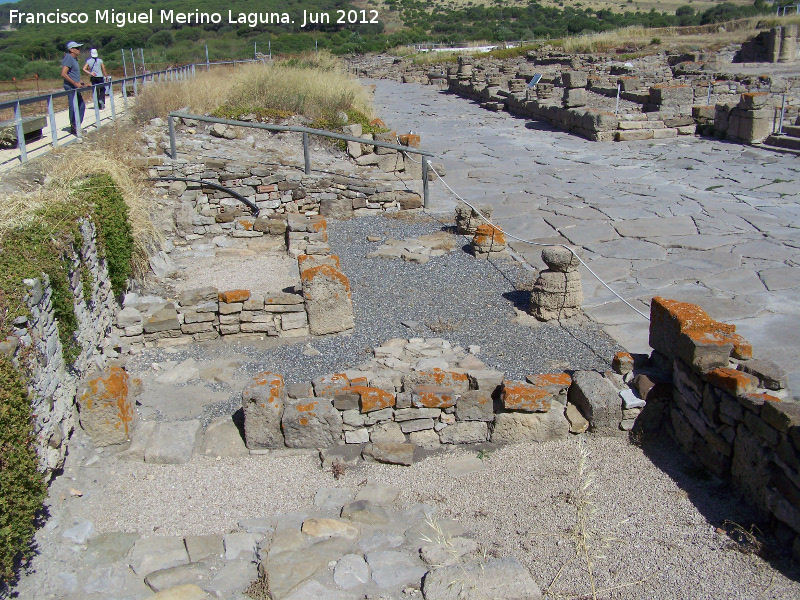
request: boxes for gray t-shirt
[61,53,81,86]
[85,57,104,77]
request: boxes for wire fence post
[779,94,786,135]
[13,101,27,162]
[205,45,210,71]
[168,115,177,159]
[706,81,712,106]
[47,94,58,148]
[615,83,621,115]
[303,132,311,174]
[92,85,100,128]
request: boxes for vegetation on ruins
[132,52,379,134]
[0,355,47,583]
[0,0,780,79]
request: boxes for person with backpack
[83,49,108,110]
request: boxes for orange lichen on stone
[704,367,759,397]
[413,385,456,408]
[370,118,387,128]
[652,297,734,335]
[300,264,352,293]
[296,401,318,413]
[219,289,251,303]
[350,376,369,386]
[308,217,327,233]
[314,373,350,397]
[349,386,396,412]
[239,218,255,231]
[612,352,634,374]
[398,133,421,148]
[526,373,572,391]
[731,334,753,360]
[298,254,341,271]
[85,366,133,439]
[299,417,309,426]
[416,369,470,390]
[473,224,506,246]
[743,392,781,405]
[501,380,551,412]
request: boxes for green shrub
[0,356,47,583]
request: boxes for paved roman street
[370,78,800,394]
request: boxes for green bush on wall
[0,356,47,583]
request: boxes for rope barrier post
[168,115,177,159]
[615,83,621,115]
[422,157,429,208]
[779,94,786,135]
[13,101,27,162]
[47,94,58,148]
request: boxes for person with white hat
[61,41,85,135]
[83,48,108,110]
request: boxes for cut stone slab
[365,550,428,589]
[200,416,248,457]
[614,216,697,238]
[585,238,667,261]
[491,408,569,443]
[267,536,354,599]
[363,442,415,466]
[439,421,489,444]
[561,222,619,246]
[77,366,135,446]
[206,559,258,598]
[85,532,140,566]
[422,556,541,600]
[144,561,215,593]
[184,535,224,562]
[282,398,342,448]
[144,420,202,464]
[129,536,190,577]
[446,455,486,478]
[314,488,356,511]
[355,481,400,506]
[242,372,286,449]
[223,532,257,561]
[334,553,371,589]
[759,267,800,291]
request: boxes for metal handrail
[1,59,262,165]
[167,112,436,207]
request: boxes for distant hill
[0,0,775,79]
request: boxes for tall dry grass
[0,124,160,277]
[131,51,374,124]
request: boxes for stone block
[370,422,406,444]
[732,423,773,516]
[242,372,285,449]
[455,390,495,422]
[738,359,787,391]
[761,402,800,434]
[616,129,654,141]
[704,368,758,398]
[652,128,678,139]
[282,398,342,448]
[439,421,489,444]
[312,372,350,397]
[144,305,180,333]
[412,385,457,409]
[562,88,586,108]
[491,408,569,443]
[567,371,623,436]
[301,264,354,335]
[145,421,201,464]
[320,197,355,220]
[129,536,190,577]
[404,369,470,393]
[363,442,415,466]
[500,380,552,412]
[399,418,435,433]
[346,386,395,412]
[77,367,135,446]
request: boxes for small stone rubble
[366,231,455,264]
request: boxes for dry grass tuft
[131,51,374,125]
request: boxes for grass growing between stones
[0,356,47,584]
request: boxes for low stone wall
[3,219,118,474]
[644,297,800,559]
[713,92,778,144]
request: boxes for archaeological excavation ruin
[4,24,800,600]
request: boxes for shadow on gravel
[639,434,800,583]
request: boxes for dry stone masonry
[530,247,583,321]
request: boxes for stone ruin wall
[350,41,800,145]
[2,220,119,473]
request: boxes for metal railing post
[779,94,787,135]
[303,132,311,174]
[168,115,177,159]
[615,83,621,115]
[422,158,429,208]
[109,81,116,121]
[13,101,27,162]
[133,76,138,96]
[47,94,58,148]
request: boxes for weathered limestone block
[562,70,588,89]
[439,421,489,444]
[143,304,181,333]
[649,84,694,107]
[301,264,354,335]
[423,556,542,600]
[282,398,343,448]
[242,372,286,449]
[500,381,552,412]
[404,369,470,393]
[455,203,494,235]
[562,88,586,108]
[455,390,495,422]
[471,224,507,258]
[567,371,623,436]
[530,247,582,321]
[412,385,457,409]
[649,297,748,372]
[491,408,569,443]
[77,366,135,446]
[363,442,415,466]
